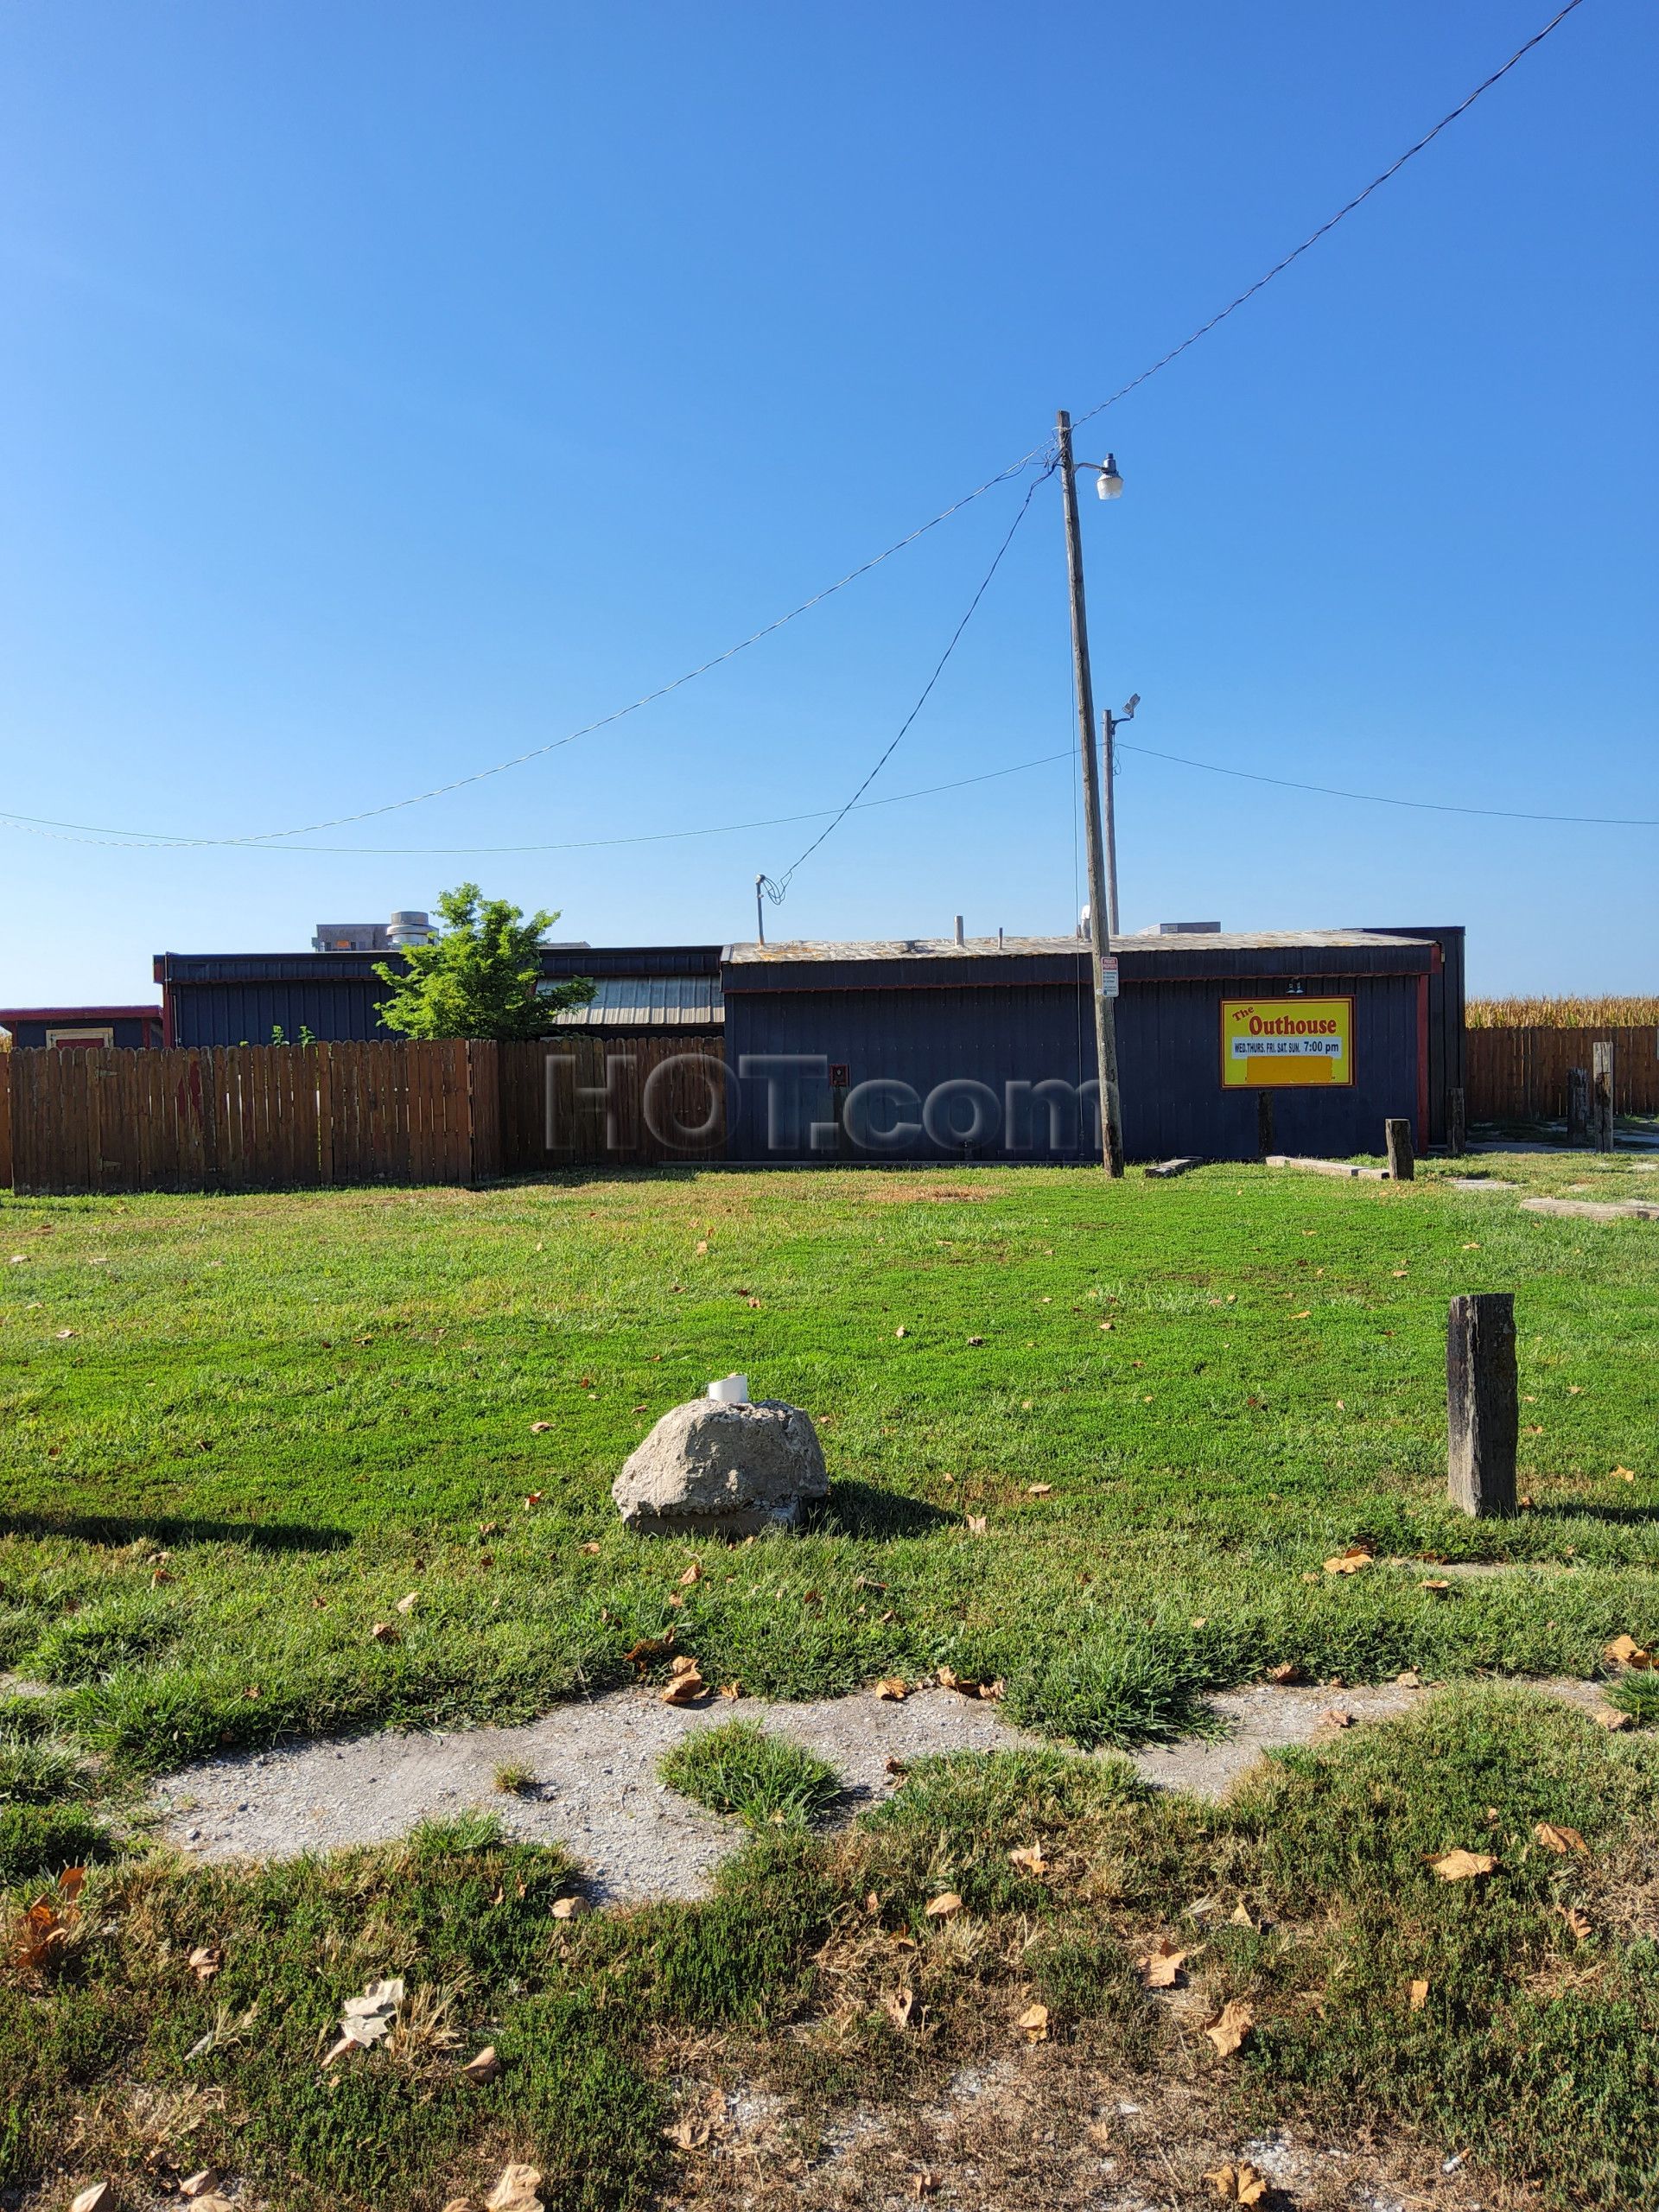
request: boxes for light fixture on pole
[1055,410,1131,1177]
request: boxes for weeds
[658,1721,840,1829]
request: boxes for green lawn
[3,1158,1658,2209]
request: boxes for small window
[46,1027,115,1049]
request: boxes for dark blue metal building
[0,1004,165,1050]
[721,929,1459,1166]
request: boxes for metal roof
[549,976,723,1029]
[725,930,1433,964]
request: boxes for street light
[1095,453,1124,499]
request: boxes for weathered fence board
[5,1041,505,1195]
[499,1036,727,1172]
[1465,1027,1659,1122]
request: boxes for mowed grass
[1,1158,1656,1774]
[4,1164,1659,2209]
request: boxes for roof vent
[1157,921,1221,935]
[387,910,435,947]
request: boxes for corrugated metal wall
[725,974,1423,1164]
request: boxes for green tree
[373,883,594,1041]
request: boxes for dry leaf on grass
[369,1622,399,1644]
[677,1560,702,1586]
[662,1663,706,1705]
[179,2172,220,2200]
[395,1592,419,1614]
[1008,1845,1049,1875]
[486,2164,545,2212]
[1605,1634,1654,1669]
[717,1680,743,1700]
[965,1514,988,1535]
[894,1325,907,1338]
[1027,1482,1053,1497]
[324,1974,405,2063]
[1204,2164,1269,2205]
[463,2044,502,2082]
[874,1678,908,1701]
[1556,1904,1592,1941]
[1322,1709,1355,1729]
[70,2187,112,2212]
[1593,1706,1634,1732]
[1205,1999,1255,2056]
[884,1988,915,2031]
[911,2174,940,2201]
[187,1944,222,1985]
[1138,1936,1188,1989]
[1534,1821,1589,1856]
[1265,1662,1302,1686]
[1015,2001,1050,2042]
[1230,1903,1255,1929]
[1430,1848,1497,1882]
[663,2113,714,2151]
[624,1636,676,1673]
[530,1421,553,1433]
[1409,1978,1429,2011]
[1324,1545,1374,1575]
[924,1891,963,1920]
[550,1896,588,1921]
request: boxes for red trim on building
[1415,975,1431,1147]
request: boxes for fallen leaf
[1605,1635,1654,1669]
[966,1514,988,1535]
[911,2173,940,2200]
[1205,1999,1255,2056]
[1015,2000,1050,2042]
[1430,1848,1497,1882]
[1615,1466,1637,1483]
[678,1560,702,1586]
[624,1635,676,1675]
[370,1622,399,1644]
[1229,1902,1255,1928]
[1534,1821,1589,1857]
[1556,1904,1592,1940]
[463,2044,502,2082]
[1391,1268,1408,1277]
[1204,2164,1269,2205]
[884,1756,908,1779]
[1421,1578,1451,1595]
[440,2200,477,2212]
[395,1592,419,1614]
[894,1325,907,1338]
[874,1678,909,1701]
[580,1540,601,1555]
[550,1895,589,1921]
[1027,1482,1054,1497]
[187,1944,222,1985]
[1139,1937,1189,1988]
[661,1668,706,1705]
[1409,1977,1429,2011]
[486,2164,545,2212]
[1008,1846,1049,1875]
[179,2173,220,2201]
[1323,1709,1355,1729]
[884,1987,915,2031]
[1396,1669,1424,1688]
[70,2188,112,2212]
[924,1891,963,1919]
[1593,1706,1633,1731]
[1324,1546,1374,1575]
[523,1491,543,1508]
[1291,1309,1312,1320]
[966,1335,985,1345]
[718,1680,743,1700]
[530,1421,553,1433]
[1265,1662,1302,1686]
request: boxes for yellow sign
[1221,997,1353,1088]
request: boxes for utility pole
[754,874,766,945]
[1100,690,1139,942]
[1056,408,1124,1176]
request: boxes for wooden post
[1446,1085,1465,1159]
[1446,1293,1516,1517]
[1566,1065,1590,1146]
[1592,1042,1614,1152]
[1256,1091,1274,1161]
[1384,1117,1414,1180]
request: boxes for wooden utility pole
[1592,1041,1615,1151]
[1446,1292,1517,1517]
[1101,710,1122,940]
[1056,409,1124,1177]
[1384,1117,1415,1180]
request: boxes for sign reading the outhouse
[1220,997,1354,1088]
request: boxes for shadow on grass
[816,1482,957,1540]
[1528,1503,1659,1528]
[0,1512,352,1553]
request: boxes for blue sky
[1,0,1652,1006]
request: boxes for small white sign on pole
[1099,957,1120,1000]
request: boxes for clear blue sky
[1,0,1652,1006]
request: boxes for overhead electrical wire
[1115,738,1658,829]
[760,470,1050,904]
[0,0,1592,858]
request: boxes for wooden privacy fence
[1,1041,501,1195]
[499,1035,727,1170]
[1465,1027,1659,1123]
[0,1034,728,1193]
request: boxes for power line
[1116,737,1659,829]
[0,747,1077,857]
[1071,0,1589,432]
[0,0,1592,856]
[763,470,1049,900]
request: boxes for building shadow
[0,1512,353,1552]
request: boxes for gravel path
[149,1675,1615,1904]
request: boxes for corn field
[1465,995,1659,1030]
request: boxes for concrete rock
[613,1398,828,1536]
